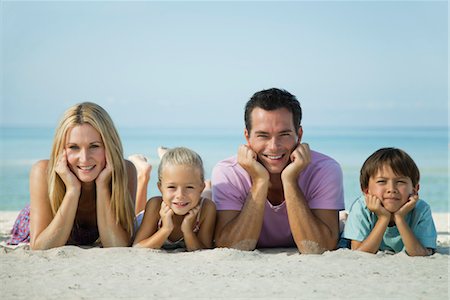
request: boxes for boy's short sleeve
[411,200,437,249]
[342,197,374,242]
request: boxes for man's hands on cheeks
[237,145,269,183]
[281,143,311,182]
[55,150,81,191]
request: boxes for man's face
[245,107,301,174]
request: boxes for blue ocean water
[0,126,448,212]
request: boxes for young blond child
[132,147,216,251]
[342,147,437,256]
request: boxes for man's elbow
[215,236,257,251]
[296,238,337,254]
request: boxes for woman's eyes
[67,144,100,150]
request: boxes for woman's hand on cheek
[95,155,112,187]
[55,150,81,191]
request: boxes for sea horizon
[1,125,448,212]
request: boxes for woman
[9,102,136,249]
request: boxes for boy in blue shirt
[343,147,437,256]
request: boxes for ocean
[0,126,448,212]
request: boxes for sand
[0,211,448,299]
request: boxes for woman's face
[65,123,106,182]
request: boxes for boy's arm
[351,194,391,254]
[394,217,433,256]
[352,215,390,253]
[393,196,433,256]
[183,199,216,251]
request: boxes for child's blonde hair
[158,147,205,182]
[48,102,135,238]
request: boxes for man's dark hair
[244,88,302,133]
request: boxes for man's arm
[283,179,340,253]
[214,145,270,250]
[281,144,342,253]
[214,180,268,250]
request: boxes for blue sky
[1,1,448,129]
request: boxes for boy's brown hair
[360,147,420,190]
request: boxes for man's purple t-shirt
[211,150,345,248]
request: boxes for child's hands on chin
[159,201,174,232]
[181,204,201,234]
[394,194,418,220]
[365,194,391,219]
[55,150,81,190]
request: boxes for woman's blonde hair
[158,147,205,182]
[47,102,135,237]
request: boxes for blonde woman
[8,102,136,249]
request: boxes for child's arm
[394,195,432,256]
[133,197,173,249]
[182,199,217,251]
[352,194,391,254]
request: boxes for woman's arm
[95,159,132,247]
[30,160,80,250]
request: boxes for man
[212,88,344,253]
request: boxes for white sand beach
[0,211,448,299]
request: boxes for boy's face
[158,164,205,215]
[365,164,418,213]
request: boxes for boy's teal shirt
[343,196,437,252]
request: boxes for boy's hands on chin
[394,194,419,221]
[365,194,391,219]
[281,143,311,182]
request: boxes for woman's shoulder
[30,160,49,175]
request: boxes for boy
[343,147,436,256]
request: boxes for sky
[1,0,448,129]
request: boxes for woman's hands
[55,150,81,192]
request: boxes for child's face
[158,164,205,215]
[365,164,418,213]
